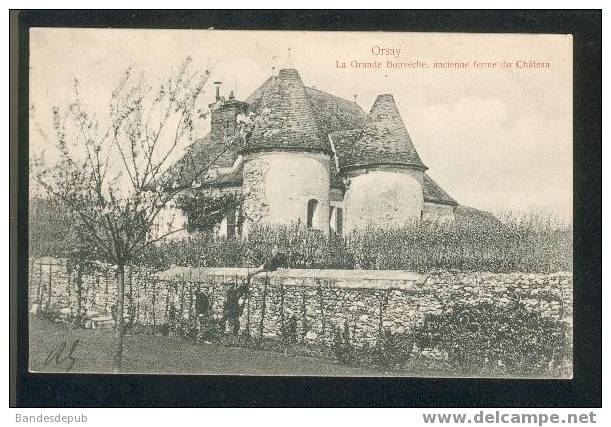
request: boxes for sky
[30,29,573,219]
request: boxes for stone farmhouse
[167,67,459,237]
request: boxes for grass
[29,314,570,379]
[29,316,385,376]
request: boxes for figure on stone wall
[246,245,289,282]
[219,246,289,336]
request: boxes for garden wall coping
[157,266,428,284]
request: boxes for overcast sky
[30,29,572,219]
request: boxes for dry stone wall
[28,259,573,348]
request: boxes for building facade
[169,68,458,237]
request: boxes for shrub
[246,225,354,269]
[332,322,356,365]
[346,213,572,272]
[198,315,221,342]
[29,197,74,258]
[282,314,298,343]
[37,207,572,274]
[372,329,414,369]
[159,323,170,336]
[412,301,571,377]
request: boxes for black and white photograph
[9,9,603,415]
[24,27,576,379]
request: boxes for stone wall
[28,259,573,350]
[28,258,160,326]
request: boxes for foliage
[31,58,219,266]
[28,197,74,258]
[176,192,244,233]
[281,315,298,343]
[348,213,572,272]
[332,322,356,365]
[411,300,571,377]
[136,223,355,269]
[136,212,571,273]
[371,330,415,369]
[247,225,356,269]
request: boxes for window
[307,199,318,229]
[335,207,343,235]
[223,119,235,137]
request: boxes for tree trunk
[76,264,83,321]
[151,280,157,327]
[113,263,126,373]
[37,262,43,307]
[128,266,134,327]
[47,263,53,309]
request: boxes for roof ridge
[166,68,369,182]
[242,68,328,154]
[305,85,360,106]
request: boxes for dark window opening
[307,199,318,229]
[223,119,235,137]
[336,207,343,235]
[226,209,236,238]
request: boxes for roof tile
[423,173,458,206]
[332,94,427,170]
[242,69,328,153]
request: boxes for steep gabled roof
[423,173,458,206]
[242,68,328,154]
[331,94,427,171]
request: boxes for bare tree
[32,57,255,372]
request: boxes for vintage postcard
[28,28,573,378]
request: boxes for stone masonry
[29,259,573,350]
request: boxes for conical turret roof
[330,94,427,170]
[242,68,329,154]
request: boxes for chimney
[214,81,222,100]
[208,85,249,147]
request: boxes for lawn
[28,316,384,376]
